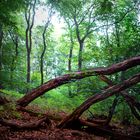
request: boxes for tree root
[81,119,140,140]
[0,116,51,129]
[66,119,140,140]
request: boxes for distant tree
[0,0,25,88]
[40,6,54,85]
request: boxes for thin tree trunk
[27,51,31,83]
[105,95,119,125]
[40,26,47,85]
[40,21,50,85]
[68,30,74,72]
[40,7,53,85]
[0,24,3,88]
[9,32,19,83]
[58,73,140,128]
[25,8,30,83]
[68,26,74,97]
[25,0,36,84]
[78,41,84,70]
[16,56,140,107]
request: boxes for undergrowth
[0,88,139,124]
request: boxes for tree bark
[68,26,74,72]
[0,116,51,129]
[25,0,36,84]
[78,41,84,70]
[0,24,3,71]
[40,23,48,85]
[99,75,140,120]
[9,31,19,83]
[0,24,3,88]
[67,23,74,97]
[105,95,119,125]
[16,56,140,107]
[40,9,53,85]
[58,73,140,128]
[25,4,30,83]
[80,119,140,140]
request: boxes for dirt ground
[0,107,140,140]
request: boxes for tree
[25,0,37,84]
[49,0,100,70]
[17,56,140,107]
[8,30,19,86]
[40,6,54,85]
[0,0,25,88]
[58,72,140,128]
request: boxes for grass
[0,88,85,114]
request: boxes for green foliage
[0,89,23,100]
[0,0,25,26]
[0,102,21,119]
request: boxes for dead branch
[80,119,140,140]
[0,116,51,129]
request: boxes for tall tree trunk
[27,50,31,83]
[73,16,84,70]
[68,27,74,97]
[0,24,3,88]
[78,41,84,70]
[68,32,74,72]
[25,0,36,84]
[0,24,3,71]
[25,8,30,83]
[40,27,47,85]
[16,56,140,107]
[9,34,19,83]
[40,12,52,85]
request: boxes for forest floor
[0,106,140,140]
[0,107,106,140]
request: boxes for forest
[0,0,140,139]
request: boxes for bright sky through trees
[35,5,65,38]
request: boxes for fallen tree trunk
[58,73,140,128]
[99,75,140,120]
[99,75,140,110]
[17,56,140,107]
[80,119,140,140]
[0,116,51,129]
[121,92,140,111]
[127,101,140,120]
